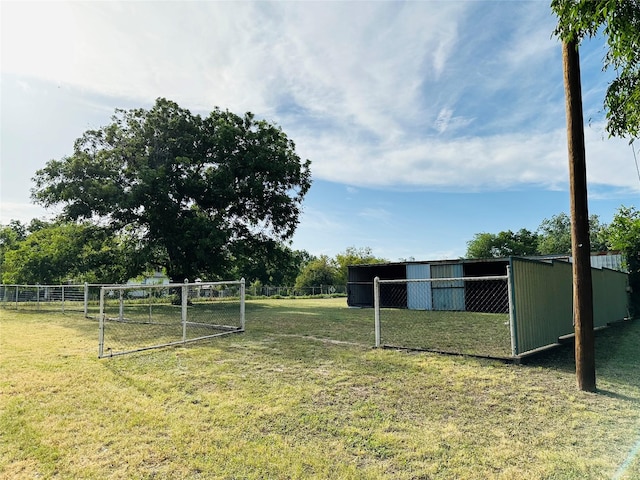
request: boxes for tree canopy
[466,229,539,259]
[552,0,640,139]
[465,213,610,259]
[604,205,640,314]
[1,221,133,284]
[537,213,607,255]
[293,247,387,290]
[334,247,387,285]
[32,98,312,282]
[294,255,338,291]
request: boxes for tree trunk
[562,40,596,392]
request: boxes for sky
[1,0,639,262]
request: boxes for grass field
[378,309,511,358]
[100,299,245,356]
[1,297,640,479]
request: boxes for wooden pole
[562,40,596,392]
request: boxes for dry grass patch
[1,299,639,479]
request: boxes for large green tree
[229,240,312,287]
[552,0,640,392]
[0,221,27,280]
[553,0,640,139]
[334,247,387,286]
[466,229,539,259]
[604,206,640,316]
[1,221,134,284]
[294,255,338,291]
[537,213,608,255]
[32,98,312,283]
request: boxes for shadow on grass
[596,389,639,403]
[30,298,639,402]
[523,319,640,399]
[1,307,100,339]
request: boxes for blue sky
[1,1,638,262]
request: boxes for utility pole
[562,40,596,392]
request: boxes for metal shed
[347,262,407,308]
[347,258,509,310]
[347,254,625,312]
[362,255,629,359]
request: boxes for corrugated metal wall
[589,253,625,271]
[511,258,629,355]
[511,258,574,355]
[350,257,629,356]
[431,264,465,311]
[592,267,629,326]
[406,264,432,310]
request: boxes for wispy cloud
[2,1,636,198]
[434,107,474,134]
[358,208,392,222]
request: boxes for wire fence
[98,280,245,358]
[247,285,346,297]
[0,284,96,315]
[374,275,513,359]
[0,282,346,315]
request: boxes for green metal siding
[511,258,573,355]
[511,258,630,356]
[592,268,629,326]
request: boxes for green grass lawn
[378,309,511,358]
[99,299,246,356]
[1,297,639,479]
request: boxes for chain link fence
[374,275,513,359]
[0,282,345,315]
[0,284,94,314]
[247,285,346,297]
[98,280,245,358]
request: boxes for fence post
[507,265,518,357]
[118,290,124,321]
[374,277,381,348]
[84,282,89,317]
[37,284,40,310]
[98,287,105,358]
[182,279,188,342]
[61,284,65,313]
[14,285,18,310]
[240,278,246,331]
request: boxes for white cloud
[298,125,640,194]
[583,123,640,195]
[434,107,474,134]
[434,108,454,134]
[2,1,635,199]
[1,1,469,135]
[0,202,58,225]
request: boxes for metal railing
[0,283,98,315]
[373,274,513,359]
[98,279,245,358]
